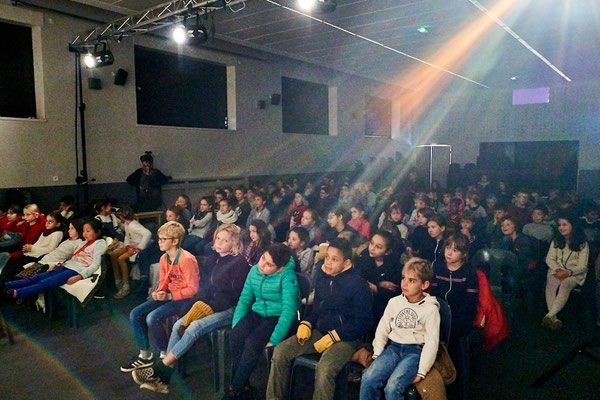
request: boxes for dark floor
[2,290,600,400]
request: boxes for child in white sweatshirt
[360,257,440,400]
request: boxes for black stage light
[83,42,114,68]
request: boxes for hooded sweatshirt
[372,293,440,378]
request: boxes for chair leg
[210,331,220,392]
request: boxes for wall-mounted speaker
[88,77,102,90]
[114,68,128,86]
[270,93,281,105]
[258,100,267,109]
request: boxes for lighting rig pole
[72,50,90,214]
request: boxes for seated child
[355,231,402,338]
[360,257,440,400]
[406,207,435,260]
[129,223,250,394]
[523,205,554,247]
[241,219,272,266]
[286,226,314,277]
[189,196,214,239]
[426,214,447,269]
[266,238,373,400]
[224,243,300,399]
[300,209,325,247]
[406,194,429,230]
[4,219,106,298]
[247,193,271,227]
[58,195,76,220]
[381,203,408,241]
[0,211,65,282]
[348,203,372,240]
[325,208,362,247]
[485,204,507,248]
[94,199,124,241]
[459,211,485,262]
[233,187,251,228]
[110,207,152,299]
[174,194,193,224]
[216,198,239,226]
[121,221,199,373]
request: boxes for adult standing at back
[127,151,171,212]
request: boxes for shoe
[120,355,153,372]
[132,366,157,385]
[551,318,563,330]
[114,287,130,299]
[140,379,170,394]
[542,315,554,328]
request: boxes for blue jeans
[167,308,233,359]
[360,342,422,400]
[6,266,78,298]
[129,298,196,353]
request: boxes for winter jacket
[9,216,46,259]
[545,240,589,286]
[355,248,402,305]
[474,269,509,351]
[196,253,251,312]
[232,257,301,345]
[306,266,372,341]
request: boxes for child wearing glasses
[120,221,199,373]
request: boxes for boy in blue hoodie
[267,238,373,400]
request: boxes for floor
[2,289,600,400]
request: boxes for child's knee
[314,362,336,384]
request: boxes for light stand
[70,49,90,214]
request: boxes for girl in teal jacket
[226,243,301,399]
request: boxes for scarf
[217,209,237,224]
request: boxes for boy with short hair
[121,221,199,372]
[360,257,440,400]
[508,190,531,228]
[523,205,554,244]
[267,238,373,400]
[485,204,507,248]
[465,192,488,222]
[233,187,251,227]
[247,193,271,227]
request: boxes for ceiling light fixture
[468,0,571,82]
[172,23,188,44]
[296,0,337,14]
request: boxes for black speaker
[258,100,267,109]
[114,68,128,86]
[270,93,281,105]
[88,77,102,90]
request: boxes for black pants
[229,311,279,390]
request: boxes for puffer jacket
[232,257,301,345]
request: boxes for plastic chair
[287,297,452,400]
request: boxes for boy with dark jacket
[267,238,373,400]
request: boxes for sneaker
[140,379,170,394]
[541,315,554,328]
[120,355,153,372]
[132,366,157,385]
[114,287,130,299]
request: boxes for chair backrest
[436,296,452,345]
[295,272,312,301]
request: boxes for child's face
[390,209,403,223]
[516,193,528,207]
[219,200,231,214]
[6,211,18,221]
[465,197,474,207]
[442,194,451,204]
[339,186,349,197]
[401,268,429,300]
[531,210,545,224]
[45,216,59,230]
[254,196,265,209]
[444,243,465,265]
[258,251,281,276]
[301,210,314,226]
[585,211,598,222]
[368,234,389,259]
[215,193,224,203]
[427,191,436,201]
[327,213,341,228]
[323,246,350,277]
[501,219,516,236]
[101,204,112,214]
[214,230,234,255]
[249,225,259,242]
[235,190,245,202]
[166,210,178,222]
[460,219,473,232]
[350,207,363,220]
[294,193,303,206]
[23,209,38,224]
[272,195,281,205]
[175,196,187,208]
[557,218,573,238]
[82,224,99,242]
[68,224,79,240]
[494,210,506,220]
[414,199,426,210]
[486,198,496,209]
[319,189,328,199]
[59,202,68,212]
[416,212,428,226]
[199,200,210,212]
[427,221,445,239]
[287,231,303,251]
[158,234,177,251]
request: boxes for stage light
[188,14,209,45]
[172,24,187,44]
[83,42,114,68]
[297,0,336,13]
[417,24,430,33]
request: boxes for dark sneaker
[140,379,170,394]
[120,356,153,372]
[132,366,157,385]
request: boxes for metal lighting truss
[69,0,247,51]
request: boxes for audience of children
[241,219,272,266]
[285,226,313,277]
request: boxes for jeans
[167,308,233,359]
[230,312,280,390]
[129,298,196,353]
[360,342,422,400]
[6,266,78,298]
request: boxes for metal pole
[429,146,433,189]
[76,55,90,211]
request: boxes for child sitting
[110,207,152,299]
[360,257,440,400]
[406,207,435,260]
[426,215,447,269]
[189,197,214,240]
[216,198,239,226]
[129,223,249,394]
[523,205,554,246]
[58,195,76,220]
[4,219,107,298]
[325,208,361,246]
[300,209,325,247]
[348,203,371,240]
[407,194,429,230]
[94,199,124,241]
[241,219,272,266]
[233,187,252,228]
[224,243,300,399]
[485,204,507,248]
[247,193,271,227]
[121,221,199,373]
[286,226,314,277]
[459,211,485,262]
[174,194,193,224]
[267,238,373,400]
